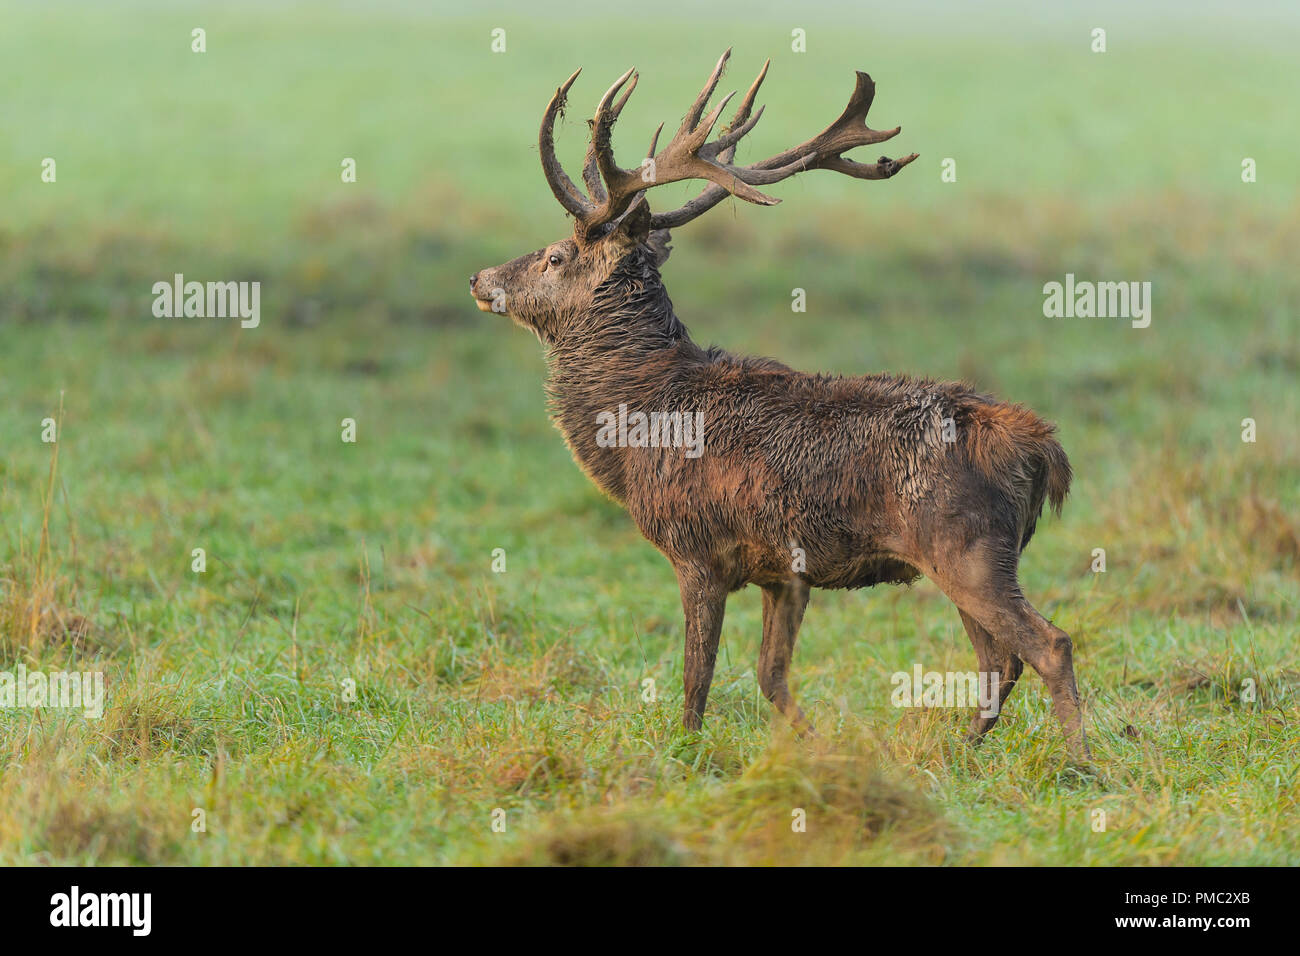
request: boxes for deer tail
[963,401,1072,547]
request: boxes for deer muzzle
[468,272,496,312]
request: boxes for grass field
[1,0,1297,865]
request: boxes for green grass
[0,0,1296,865]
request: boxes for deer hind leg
[1016,606,1089,759]
[759,579,814,734]
[674,562,729,732]
[930,546,1090,760]
[972,598,1087,760]
[958,609,1023,742]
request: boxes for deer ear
[611,196,652,246]
[611,198,670,266]
[645,228,672,267]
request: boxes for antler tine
[650,68,916,231]
[583,68,647,228]
[581,157,607,203]
[611,70,640,118]
[583,69,638,202]
[754,72,905,170]
[678,48,731,137]
[689,91,737,150]
[714,104,764,156]
[539,68,595,219]
[715,59,769,163]
[820,151,920,180]
[646,123,664,159]
[591,67,638,149]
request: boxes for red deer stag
[468,51,1088,759]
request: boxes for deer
[468,50,1089,760]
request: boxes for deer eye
[547,254,563,267]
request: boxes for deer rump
[621,369,1072,594]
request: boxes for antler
[538,50,918,238]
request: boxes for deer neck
[544,262,703,502]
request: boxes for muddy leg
[759,579,814,733]
[674,563,728,731]
[958,609,1023,742]
[929,544,1089,760]
[1014,604,1088,759]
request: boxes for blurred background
[0,0,1296,864]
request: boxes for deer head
[468,50,917,344]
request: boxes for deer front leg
[760,579,814,734]
[674,562,728,731]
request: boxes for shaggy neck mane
[553,247,688,354]
[545,247,707,502]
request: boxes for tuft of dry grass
[500,816,690,866]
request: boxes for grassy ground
[0,1,1296,864]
